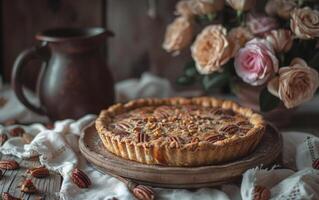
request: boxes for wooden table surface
[1,96,319,199]
[0,154,62,200]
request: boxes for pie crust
[95,97,265,167]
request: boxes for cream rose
[265,0,297,20]
[290,7,319,39]
[268,58,319,108]
[265,29,294,53]
[176,0,224,16]
[226,0,256,11]
[191,25,233,74]
[163,16,193,54]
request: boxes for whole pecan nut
[21,179,37,193]
[253,185,271,200]
[0,134,8,145]
[26,166,49,178]
[2,192,21,200]
[9,127,25,137]
[312,158,319,169]
[133,185,155,200]
[71,168,91,188]
[0,160,19,170]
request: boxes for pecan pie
[96,97,265,167]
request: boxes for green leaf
[176,75,195,86]
[202,72,229,91]
[259,88,280,112]
[309,52,319,70]
[183,60,198,77]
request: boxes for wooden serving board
[79,124,282,188]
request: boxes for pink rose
[247,13,279,36]
[235,39,279,86]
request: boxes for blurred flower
[175,0,194,17]
[226,0,256,11]
[191,25,233,74]
[247,13,279,36]
[290,7,319,39]
[265,29,294,53]
[228,26,253,48]
[265,0,297,20]
[267,58,319,108]
[163,16,194,54]
[176,0,224,16]
[234,38,278,86]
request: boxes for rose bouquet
[163,0,319,112]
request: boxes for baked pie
[96,97,265,167]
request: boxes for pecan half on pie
[96,97,265,167]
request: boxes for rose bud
[226,0,256,12]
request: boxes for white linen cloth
[0,73,319,200]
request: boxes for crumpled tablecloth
[0,73,319,200]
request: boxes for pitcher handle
[11,45,49,115]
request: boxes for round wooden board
[79,124,282,188]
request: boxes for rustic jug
[12,27,115,121]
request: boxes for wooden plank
[0,154,62,200]
[1,0,105,89]
[107,0,190,85]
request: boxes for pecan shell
[0,160,19,170]
[253,185,271,200]
[71,168,91,188]
[133,185,155,200]
[9,127,25,137]
[2,192,21,200]
[0,134,8,145]
[27,166,49,178]
[21,179,37,193]
[312,158,319,169]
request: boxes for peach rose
[176,0,224,16]
[234,39,279,86]
[191,25,233,74]
[265,29,294,53]
[265,0,297,20]
[226,0,256,11]
[163,16,193,54]
[290,7,319,39]
[247,13,279,36]
[267,58,319,108]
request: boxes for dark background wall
[0,0,188,90]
